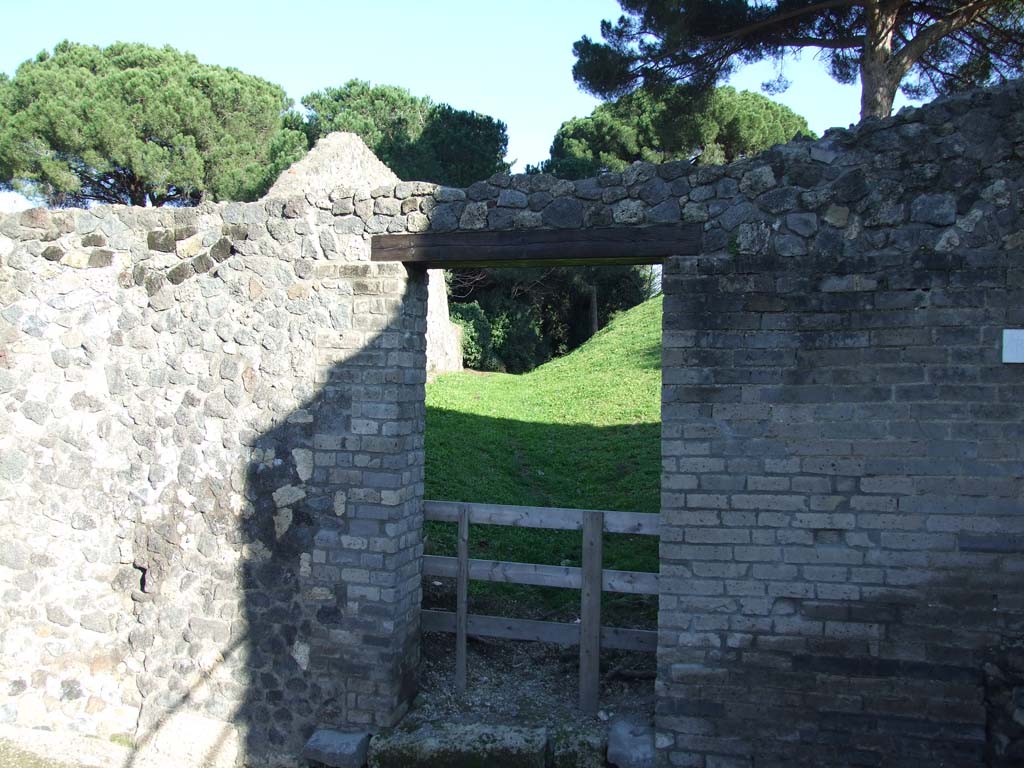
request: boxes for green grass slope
[424,295,663,623]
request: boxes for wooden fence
[421,499,660,713]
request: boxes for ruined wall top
[4,78,1024,281]
[266,131,399,200]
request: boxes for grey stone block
[497,189,528,208]
[80,612,112,633]
[166,260,195,285]
[0,540,29,570]
[303,729,370,768]
[607,719,655,768]
[0,450,27,483]
[911,193,957,225]
[434,186,465,202]
[87,249,113,270]
[541,197,584,229]
[147,229,175,252]
[637,177,671,205]
[831,168,868,202]
[646,200,680,223]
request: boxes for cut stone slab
[368,723,547,768]
[303,729,370,768]
[142,711,240,768]
[607,718,655,768]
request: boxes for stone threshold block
[303,729,371,768]
[367,723,548,768]
[607,718,655,768]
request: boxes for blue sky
[0,0,913,210]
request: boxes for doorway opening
[372,224,695,736]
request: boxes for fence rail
[423,555,659,595]
[424,499,660,536]
[422,499,659,713]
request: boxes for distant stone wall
[659,81,1024,767]
[425,269,462,377]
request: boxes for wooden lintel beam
[371,224,702,268]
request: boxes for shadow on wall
[119,267,426,768]
[657,243,1024,766]
[657,573,1023,765]
[118,378,661,768]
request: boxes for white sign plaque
[1004,329,1024,363]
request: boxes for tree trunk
[860,2,900,120]
[127,176,148,207]
[588,284,599,338]
[859,57,898,119]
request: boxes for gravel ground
[414,576,657,740]
[406,630,656,746]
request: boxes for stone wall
[659,81,1024,767]
[268,132,461,377]
[0,133,723,765]
[0,137,427,766]
[425,269,463,378]
[2,78,1023,768]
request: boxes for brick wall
[658,82,1024,767]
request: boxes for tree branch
[73,167,129,205]
[705,0,866,43]
[772,36,863,49]
[892,0,994,77]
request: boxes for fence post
[455,503,470,694]
[579,509,603,713]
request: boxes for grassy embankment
[424,295,663,626]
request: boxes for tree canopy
[0,41,307,207]
[449,265,655,373]
[506,85,808,372]
[302,80,509,187]
[572,1,1024,120]
[541,85,813,177]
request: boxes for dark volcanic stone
[147,229,176,252]
[541,197,584,229]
